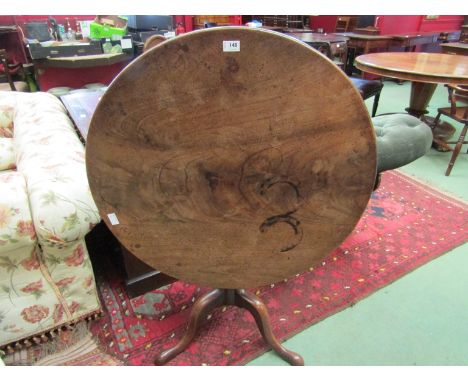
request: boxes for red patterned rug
[85,171,467,366]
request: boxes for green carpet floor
[247,80,468,366]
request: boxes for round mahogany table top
[355,52,468,85]
[86,27,376,289]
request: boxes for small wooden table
[355,52,468,149]
[340,33,392,53]
[338,33,393,76]
[287,32,348,45]
[390,31,460,52]
[287,32,348,63]
[441,42,468,56]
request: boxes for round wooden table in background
[86,27,377,290]
[356,52,468,148]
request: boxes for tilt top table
[355,52,468,149]
[86,27,376,365]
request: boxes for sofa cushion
[0,138,15,171]
[0,171,35,252]
[373,113,433,173]
[0,240,70,348]
[4,92,100,244]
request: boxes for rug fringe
[0,311,102,359]
[29,321,92,362]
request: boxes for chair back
[0,49,16,91]
[446,84,468,121]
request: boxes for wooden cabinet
[248,15,307,29]
[193,16,231,29]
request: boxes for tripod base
[154,288,304,366]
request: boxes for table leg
[406,81,456,151]
[345,47,356,76]
[406,81,437,117]
[153,288,304,366]
[359,43,371,78]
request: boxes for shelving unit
[249,15,308,29]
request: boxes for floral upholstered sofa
[0,91,101,353]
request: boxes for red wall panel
[376,15,422,35]
[309,15,463,35]
[309,16,338,33]
[418,15,464,32]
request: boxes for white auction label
[107,213,120,225]
[223,40,240,52]
[121,38,133,49]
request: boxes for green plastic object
[89,20,127,39]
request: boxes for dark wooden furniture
[287,32,348,66]
[355,52,468,149]
[60,89,175,297]
[340,33,393,76]
[0,49,28,92]
[32,52,133,91]
[441,42,468,56]
[0,25,29,65]
[340,33,392,52]
[250,15,307,29]
[350,77,383,117]
[60,90,103,140]
[192,16,231,29]
[353,27,380,36]
[33,52,132,69]
[281,27,315,34]
[433,84,468,175]
[287,33,382,116]
[391,31,461,52]
[461,25,468,43]
[86,27,376,365]
[438,31,462,44]
[392,32,440,52]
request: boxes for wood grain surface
[86,27,376,289]
[355,52,468,85]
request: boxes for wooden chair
[432,84,468,176]
[335,16,351,32]
[143,35,166,53]
[0,49,29,92]
[350,77,383,117]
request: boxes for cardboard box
[90,16,128,40]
